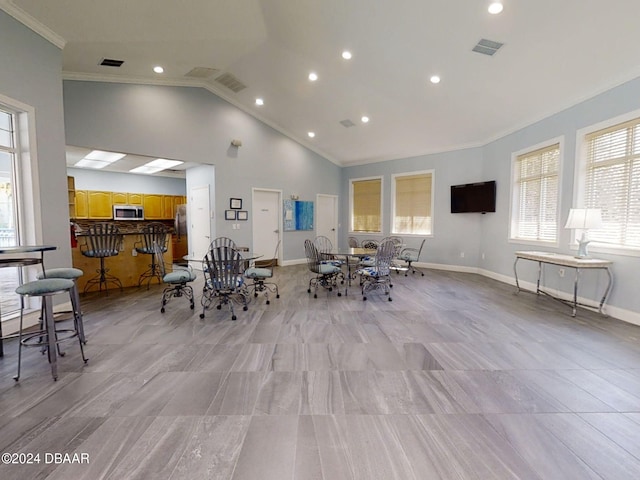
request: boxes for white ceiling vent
[472,39,504,56]
[340,119,356,128]
[214,72,247,93]
[185,67,219,79]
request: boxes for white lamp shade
[564,208,602,230]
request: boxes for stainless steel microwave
[113,205,144,220]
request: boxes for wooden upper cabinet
[162,195,175,219]
[87,191,113,219]
[128,193,143,205]
[74,190,88,219]
[112,192,127,204]
[143,194,163,219]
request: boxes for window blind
[584,118,640,248]
[352,178,381,232]
[513,144,559,242]
[393,172,432,234]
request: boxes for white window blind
[352,178,381,232]
[512,143,559,242]
[584,117,640,248]
[393,172,433,234]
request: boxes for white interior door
[316,194,338,247]
[190,185,211,264]
[252,189,281,261]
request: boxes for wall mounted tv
[450,180,496,213]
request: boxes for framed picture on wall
[230,198,242,209]
[237,210,248,221]
[225,210,236,220]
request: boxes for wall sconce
[564,208,603,258]
[230,139,242,147]
[290,194,299,200]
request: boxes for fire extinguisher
[70,222,78,248]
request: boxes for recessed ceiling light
[153,66,164,74]
[308,72,318,82]
[361,116,370,123]
[342,51,352,60]
[255,98,264,106]
[430,75,441,84]
[84,150,126,162]
[488,2,503,14]
[130,158,183,174]
[307,131,315,138]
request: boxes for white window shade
[393,172,433,235]
[584,118,640,248]
[352,178,381,232]
[512,144,560,242]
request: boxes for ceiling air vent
[99,58,124,67]
[472,39,504,56]
[214,72,247,93]
[185,67,219,79]
[340,119,356,128]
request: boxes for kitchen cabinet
[143,194,163,219]
[68,176,76,218]
[74,190,88,219]
[112,192,127,204]
[128,193,143,205]
[87,191,113,219]
[163,195,175,219]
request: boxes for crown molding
[0,1,65,48]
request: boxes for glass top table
[0,245,57,356]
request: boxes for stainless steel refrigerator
[173,204,188,264]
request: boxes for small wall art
[225,210,236,220]
[230,198,242,209]
[237,210,248,221]
[284,199,314,231]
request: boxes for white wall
[0,11,70,269]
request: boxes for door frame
[251,188,283,264]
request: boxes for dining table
[0,244,57,356]
[329,247,377,294]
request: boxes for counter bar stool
[14,278,88,381]
[135,222,169,288]
[80,223,123,294]
[36,267,86,344]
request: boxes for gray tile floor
[1,264,640,479]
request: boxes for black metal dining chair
[80,223,123,294]
[356,239,395,301]
[304,239,343,298]
[153,241,196,313]
[200,245,248,320]
[135,222,169,288]
[244,241,280,305]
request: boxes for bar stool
[36,267,86,344]
[14,278,88,381]
[134,222,169,288]
[80,223,123,294]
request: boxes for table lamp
[564,208,602,258]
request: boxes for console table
[513,251,613,317]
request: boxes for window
[392,170,434,235]
[510,140,561,244]
[350,177,382,233]
[577,114,640,251]
[0,106,23,317]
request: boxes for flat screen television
[450,180,496,213]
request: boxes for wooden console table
[513,251,613,317]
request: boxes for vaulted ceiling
[4,0,640,167]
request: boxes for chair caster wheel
[276,294,280,298]
[190,304,194,310]
[314,294,317,298]
[421,273,424,276]
[363,297,367,301]
[388,297,392,301]
[199,313,205,319]
[337,292,342,296]
[216,305,222,310]
[390,285,393,288]
[307,288,311,293]
[232,315,237,321]
[161,307,165,313]
[243,306,248,311]
[254,293,258,297]
[266,300,270,305]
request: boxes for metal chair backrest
[152,241,167,278]
[304,239,323,274]
[361,239,379,250]
[348,237,359,248]
[138,223,168,253]
[374,239,396,276]
[209,237,237,251]
[382,236,403,256]
[82,223,122,258]
[313,236,333,254]
[204,245,244,292]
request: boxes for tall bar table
[0,245,57,356]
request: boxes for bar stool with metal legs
[80,222,123,294]
[134,222,169,288]
[14,278,88,381]
[36,267,86,344]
